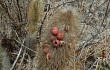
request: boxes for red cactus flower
[57,32,64,40]
[52,26,59,36]
[52,40,61,48]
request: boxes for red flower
[57,32,64,40]
[52,26,59,36]
[52,40,61,48]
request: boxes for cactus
[37,6,80,70]
[0,45,11,70]
[27,0,44,34]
